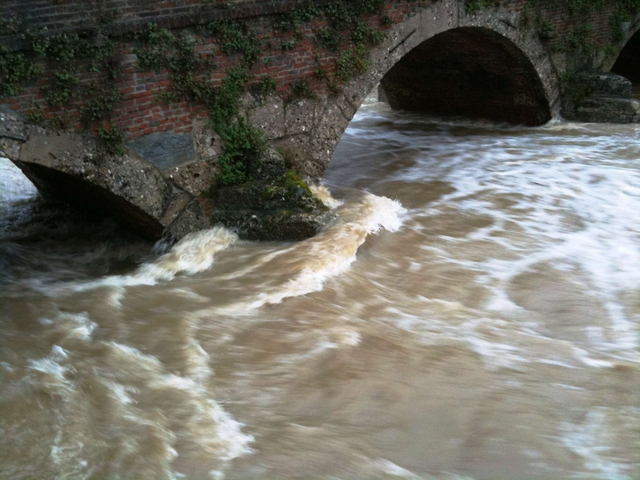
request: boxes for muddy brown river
[1,98,639,479]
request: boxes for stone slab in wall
[128,132,196,170]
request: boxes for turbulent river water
[1,99,640,480]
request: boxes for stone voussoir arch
[605,15,640,79]
[297,0,560,179]
[0,0,576,241]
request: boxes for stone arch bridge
[1,0,639,240]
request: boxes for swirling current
[1,98,639,479]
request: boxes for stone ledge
[562,72,640,123]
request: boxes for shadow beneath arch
[380,27,551,126]
[611,29,640,87]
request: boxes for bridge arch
[379,27,551,126]
[0,1,563,240]
[307,4,558,177]
[609,25,640,85]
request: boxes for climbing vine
[206,20,261,68]
[0,0,390,184]
[0,15,123,156]
[2,0,638,211]
[465,0,499,14]
[0,45,43,97]
[3,0,638,181]
[610,0,640,42]
[468,0,640,52]
[128,0,390,184]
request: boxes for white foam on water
[536,358,580,369]
[0,157,38,203]
[553,383,585,391]
[386,121,640,360]
[326,110,640,375]
[34,226,238,296]
[368,458,423,479]
[7,102,640,480]
[333,328,361,347]
[310,183,344,209]
[572,347,615,368]
[216,192,406,313]
[106,286,126,308]
[28,356,69,380]
[208,470,225,480]
[136,226,238,282]
[42,311,97,344]
[206,400,255,461]
[102,380,137,405]
[25,354,79,428]
[559,409,634,480]
[105,341,165,370]
[19,305,255,478]
[103,340,255,471]
[464,335,528,370]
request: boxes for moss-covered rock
[211,208,335,241]
[562,73,639,123]
[210,149,334,241]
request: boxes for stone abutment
[1,0,639,240]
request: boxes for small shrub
[289,78,318,101]
[335,44,369,82]
[256,76,277,95]
[97,124,126,155]
[218,117,267,185]
[97,125,126,156]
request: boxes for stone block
[194,128,222,160]
[0,105,27,160]
[165,159,219,197]
[247,148,286,182]
[285,98,319,136]
[570,73,633,99]
[573,96,640,123]
[245,93,286,140]
[19,130,87,168]
[128,132,196,169]
[165,199,211,241]
[159,190,192,227]
[272,135,317,177]
[210,170,333,241]
[211,208,335,241]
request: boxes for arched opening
[611,29,640,89]
[11,160,164,240]
[380,27,551,126]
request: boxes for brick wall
[0,0,630,140]
[0,0,419,138]
[0,0,342,39]
[528,1,620,51]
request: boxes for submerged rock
[211,150,335,241]
[211,164,335,241]
[212,208,334,241]
[562,73,640,123]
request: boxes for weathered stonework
[2,0,640,240]
[1,110,203,239]
[0,104,332,241]
[128,132,196,170]
[381,26,551,125]
[562,73,640,123]
[164,160,219,198]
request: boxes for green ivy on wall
[0,0,391,185]
[130,0,390,185]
